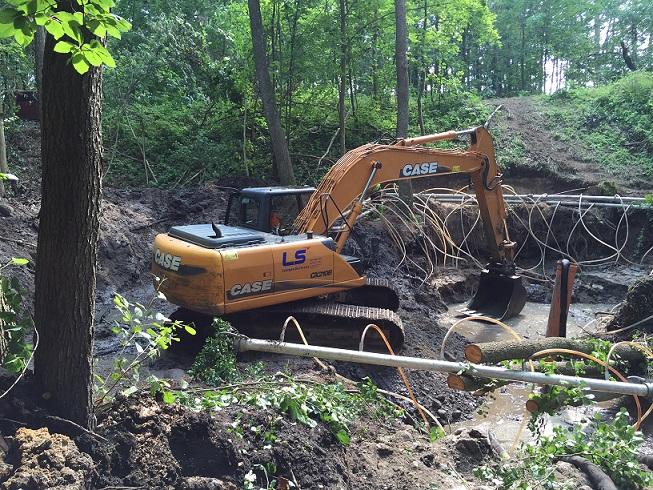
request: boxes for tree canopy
[1,0,652,185]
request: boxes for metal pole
[421,193,646,203]
[237,337,653,398]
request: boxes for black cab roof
[241,186,315,196]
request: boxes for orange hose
[528,348,643,430]
[280,317,442,430]
[359,324,437,429]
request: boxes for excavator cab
[224,186,315,235]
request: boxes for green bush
[103,89,494,188]
[543,71,653,177]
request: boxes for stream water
[444,301,653,453]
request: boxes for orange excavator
[152,126,526,351]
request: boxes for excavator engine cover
[461,266,527,320]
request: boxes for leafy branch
[94,286,195,407]
[0,0,131,73]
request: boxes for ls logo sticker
[282,249,307,267]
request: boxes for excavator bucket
[459,267,527,320]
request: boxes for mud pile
[608,273,653,333]
[0,386,502,489]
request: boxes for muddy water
[441,301,626,449]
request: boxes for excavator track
[334,277,400,311]
[225,300,404,353]
[169,278,404,352]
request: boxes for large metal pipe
[237,337,653,397]
[420,193,647,203]
[417,194,651,210]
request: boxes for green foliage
[94,288,195,404]
[0,0,130,73]
[183,322,401,444]
[175,374,402,445]
[188,318,238,385]
[540,72,653,177]
[0,257,32,374]
[476,409,653,489]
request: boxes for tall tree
[33,25,103,428]
[1,0,129,428]
[338,0,347,154]
[395,0,408,139]
[395,0,412,201]
[248,0,295,185]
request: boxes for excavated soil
[1,120,652,488]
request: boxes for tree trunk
[33,20,103,429]
[248,0,295,185]
[284,0,301,138]
[0,117,8,197]
[338,0,347,155]
[464,337,646,365]
[371,10,379,101]
[394,0,413,202]
[0,279,8,362]
[34,26,45,99]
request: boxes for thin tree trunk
[417,73,425,135]
[34,26,45,99]
[417,0,427,135]
[248,0,295,184]
[242,96,249,177]
[0,117,8,197]
[284,0,301,137]
[520,14,526,91]
[338,0,347,154]
[371,10,379,101]
[395,0,412,202]
[348,63,356,118]
[34,13,103,429]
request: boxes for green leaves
[0,0,130,73]
[10,258,29,266]
[53,40,74,53]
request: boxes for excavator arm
[294,125,526,320]
[294,126,515,265]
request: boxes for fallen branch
[525,391,620,413]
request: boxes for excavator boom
[293,126,525,319]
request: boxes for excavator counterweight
[151,126,526,351]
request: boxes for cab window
[270,194,303,235]
[239,196,260,229]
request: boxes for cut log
[526,391,621,413]
[447,374,490,392]
[464,337,647,365]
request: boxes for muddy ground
[1,120,652,488]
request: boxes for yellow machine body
[153,232,364,316]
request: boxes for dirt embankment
[491,96,652,194]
